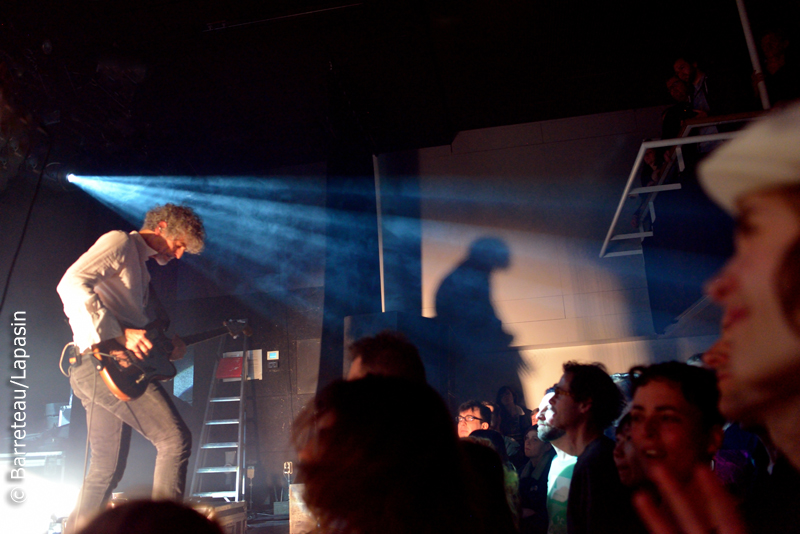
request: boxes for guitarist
[57,203,205,532]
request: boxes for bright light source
[3,472,79,534]
[66,173,75,183]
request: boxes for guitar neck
[181,326,235,347]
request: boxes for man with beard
[537,388,577,534]
[547,362,627,534]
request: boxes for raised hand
[633,464,747,534]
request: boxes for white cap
[699,102,800,214]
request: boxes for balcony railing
[599,112,761,258]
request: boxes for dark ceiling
[1,0,796,176]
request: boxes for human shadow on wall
[434,237,528,406]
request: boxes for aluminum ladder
[189,319,250,501]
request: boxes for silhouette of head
[467,237,511,271]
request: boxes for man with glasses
[456,400,491,438]
[548,362,627,534]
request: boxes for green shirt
[546,451,577,534]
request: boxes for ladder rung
[206,419,240,425]
[611,231,653,241]
[629,183,682,195]
[201,442,239,449]
[197,466,239,474]
[210,396,241,402]
[192,491,238,499]
[604,250,643,257]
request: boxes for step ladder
[189,320,251,502]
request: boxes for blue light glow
[68,172,332,403]
[66,174,329,296]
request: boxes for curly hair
[142,204,205,254]
[563,361,626,431]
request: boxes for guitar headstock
[223,318,253,339]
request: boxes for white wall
[518,335,717,408]
[379,105,720,406]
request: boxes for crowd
[644,29,799,191]
[286,102,800,534]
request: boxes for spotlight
[42,163,77,191]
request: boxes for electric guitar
[91,319,252,401]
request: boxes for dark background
[1,0,797,176]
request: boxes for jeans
[68,351,192,527]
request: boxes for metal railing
[599,113,761,258]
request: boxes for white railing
[599,113,761,258]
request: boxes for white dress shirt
[58,230,158,352]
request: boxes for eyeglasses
[553,385,574,398]
[456,415,485,424]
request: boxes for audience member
[484,400,525,469]
[673,55,740,117]
[76,500,224,534]
[673,56,712,114]
[470,429,517,473]
[483,401,502,431]
[610,373,634,403]
[519,426,556,534]
[293,376,515,534]
[537,388,577,534]
[346,330,426,382]
[755,28,800,107]
[457,400,492,438]
[672,57,724,154]
[460,439,520,534]
[661,76,702,142]
[628,362,724,497]
[703,337,772,455]
[640,147,665,188]
[465,429,521,528]
[613,414,645,489]
[496,385,533,443]
[702,338,772,505]
[548,362,626,534]
[612,415,648,534]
